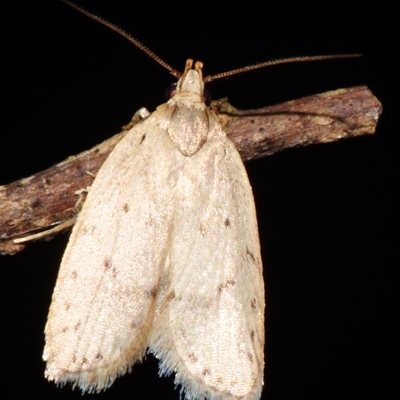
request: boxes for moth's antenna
[60,0,182,78]
[60,1,360,84]
[203,54,361,83]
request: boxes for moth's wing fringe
[43,114,179,393]
[149,127,264,400]
[45,361,137,393]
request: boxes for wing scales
[150,114,264,400]
[44,112,180,392]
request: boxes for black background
[2,1,397,399]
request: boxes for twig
[0,86,381,255]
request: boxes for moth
[44,2,358,399]
[44,2,264,400]
[43,57,265,400]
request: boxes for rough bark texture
[0,86,382,255]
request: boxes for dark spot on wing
[202,368,210,376]
[199,223,206,236]
[251,298,257,310]
[166,291,175,302]
[129,320,138,329]
[218,279,236,293]
[147,286,157,299]
[247,352,254,363]
[259,127,265,132]
[61,326,68,333]
[188,353,198,363]
[104,257,119,277]
[246,247,256,262]
[250,330,255,342]
[123,203,129,212]
[65,303,70,311]
[71,270,77,279]
[104,258,111,269]
[72,354,77,363]
[224,218,230,227]
[140,133,147,144]
[74,320,81,331]
[82,357,88,366]
[95,353,103,360]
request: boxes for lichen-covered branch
[0,86,382,255]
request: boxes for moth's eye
[165,83,177,100]
[165,83,212,106]
[203,87,212,106]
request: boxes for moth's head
[178,59,204,94]
[165,59,212,105]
